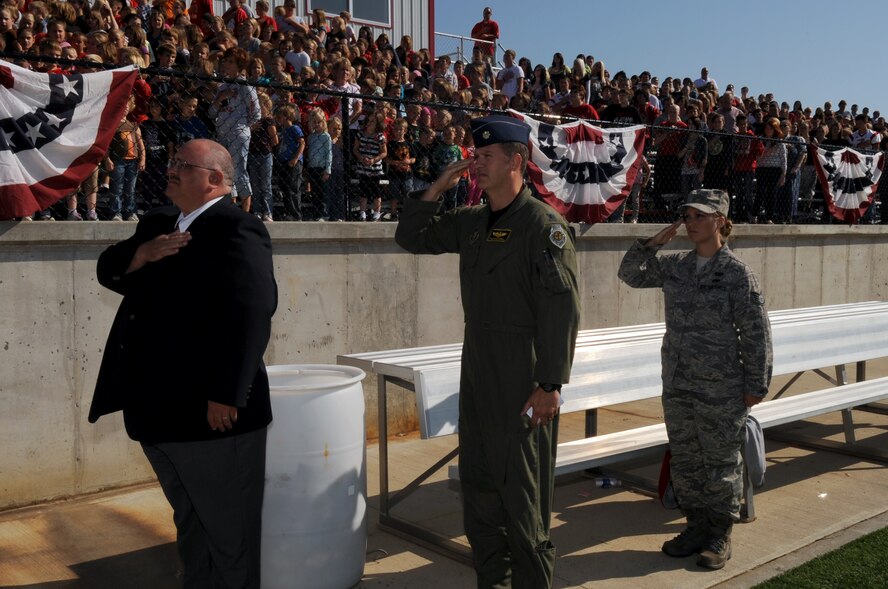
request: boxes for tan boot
[697,535,732,569]
[697,514,733,570]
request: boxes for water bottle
[595,477,621,489]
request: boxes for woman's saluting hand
[644,219,683,247]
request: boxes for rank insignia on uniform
[751,292,765,305]
[470,229,480,243]
[549,226,567,249]
[487,229,511,242]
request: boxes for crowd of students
[3,0,884,222]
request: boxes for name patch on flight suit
[487,229,512,243]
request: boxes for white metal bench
[555,376,888,478]
[338,301,888,561]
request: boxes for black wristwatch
[540,383,561,393]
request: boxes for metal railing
[434,32,500,68]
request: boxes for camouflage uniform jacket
[618,240,773,397]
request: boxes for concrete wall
[2,220,887,509]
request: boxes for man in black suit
[89,139,277,588]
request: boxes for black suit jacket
[89,199,278,444]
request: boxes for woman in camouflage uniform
[618,189,772,570]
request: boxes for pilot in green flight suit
[395,115,581,589]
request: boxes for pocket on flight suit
[537,248,570,293]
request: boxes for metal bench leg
[853,360,888,416]
[836,364,857,444]
[841,409,857,444]
[582,409,600,476]
[585,408,598,437]
[377,374,390,517]
[740,463,756,523]
[373,374,472,565]
[835,364,848,386]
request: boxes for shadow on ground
[3,543,179,589]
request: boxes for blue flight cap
[470,115,531,148]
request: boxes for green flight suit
[396,187,581,589]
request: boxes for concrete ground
[3,364,888,589]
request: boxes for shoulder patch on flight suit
[487,229,512,243]
[548,225,567,249]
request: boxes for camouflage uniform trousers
[663,386,749,521]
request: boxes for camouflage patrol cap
[681,189,729,217]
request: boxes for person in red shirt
[560,86,599,121]
[118,47,153,124]
[470,7,498,61]
[255,0,276,33]
[652,104,688,208]
[453,60,470,91]
[188,0,214,35]
[222,0,248,32]
[634,89,660,126]
[732,114,765,221]
[295,83,339,128]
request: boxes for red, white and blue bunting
[508,109,646,224]
[0,61,137,219]
[812,147,884,224]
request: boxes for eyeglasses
[168,158,217,173]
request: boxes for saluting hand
[420,159,473,202]
[644,219,682,247]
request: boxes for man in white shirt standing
[694,67,717,92]
[495,49,524,99]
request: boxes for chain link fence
[3,53,882,224]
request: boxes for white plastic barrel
[262,364,367,589]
